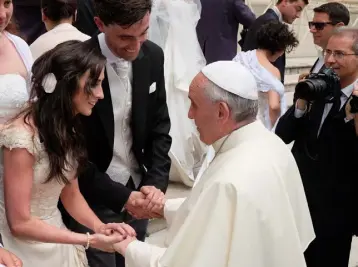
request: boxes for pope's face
[188,74,221,145]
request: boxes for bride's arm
[3,147,89,245]
[60,178,104,232]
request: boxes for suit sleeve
[233,0,256,28]
[275,104,306,144]
[140,47,172,193]
[78,163,132,214]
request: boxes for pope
[111,61,315,267]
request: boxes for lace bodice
[0,74,29,123]
[0,126,77,234]
[233,50,286,129]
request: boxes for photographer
[276,27,358,267]
[299,2,349,80]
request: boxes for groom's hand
[125,191,149,219]
[126,186,165,219]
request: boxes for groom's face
[95,12,150,61]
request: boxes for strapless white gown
[0,74,88,267]
[0,74,29,123]
[233,50,286,130]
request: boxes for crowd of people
[0,0,358,267]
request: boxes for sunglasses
[308,21,335,31]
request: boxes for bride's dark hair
[22,40,106,184]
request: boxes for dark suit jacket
[74,0,98,36]
[14,0,45,44]
[243,9,286,83]
[77,36,172,215]
[196,0,255,64]
[309,58,325,73]
[275,98,358,236]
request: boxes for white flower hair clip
[42,73,57,93]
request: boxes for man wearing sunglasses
[299,2,349,80]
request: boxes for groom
[64,0,172,267]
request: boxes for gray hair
[204,79,258,123]
[332,27,358,54]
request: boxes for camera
[294,68,341,102]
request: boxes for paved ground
[147,182,358,266]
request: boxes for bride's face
[72,69,105,116]
[0,0,13,33]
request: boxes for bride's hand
[89,233,125,252]
[113,236,137,256]
[96,223,136,237]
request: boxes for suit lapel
[131,49,150,148]
[95,70,115,147]
[89,36,115,147]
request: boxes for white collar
[212,121,263,154]
[271,6,283,22]
[341,80,357,98]
[98,32,126,64]
[51,23,75,31]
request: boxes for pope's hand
[113,235,137,256]
[89,233,125,252]
[0,247,22,267]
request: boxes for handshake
[88,186,166,254]
[125,186,166,219]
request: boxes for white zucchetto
[201,61,258,100]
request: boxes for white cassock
[125,121,315,267]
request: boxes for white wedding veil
[149,0,205,91]
[148,0,207,186]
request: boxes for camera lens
[295,79,327,102]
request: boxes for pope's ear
[218,101,231,121]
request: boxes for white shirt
[294,81,355,135]
[98,33,141,187]
[311,51,325,74]
[30,23,90,60]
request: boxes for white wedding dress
[149,0,207,187]
[233,50,286,130]
[0,32,88,267]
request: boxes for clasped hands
[125,186,166,219]
[90,222,136,253]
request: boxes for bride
[0,40,135,267]
[148,0,207,187]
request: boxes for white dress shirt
[271,6,283,22]
[98,33,141,187]
[311,51,325,74]
[30,23,90,60]
[294,81,355,135]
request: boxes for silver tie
[111,60,130,92]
